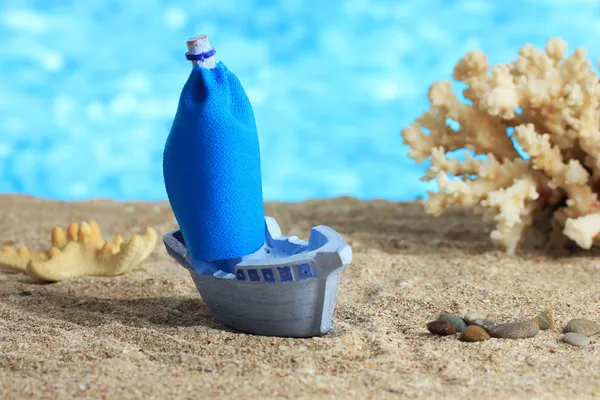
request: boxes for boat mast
[186,35,216,69]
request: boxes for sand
[0,194,599,399]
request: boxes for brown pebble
[489,321,539,339]
[460,326,490,342]
[427,320,456,336]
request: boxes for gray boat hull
[163,217,352,337]
[188,266,345,337]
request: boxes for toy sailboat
[162,35,352,337]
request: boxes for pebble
[460,325,490,342]
[427,320,457,336]
[489,321,539,339]
[532,310,554,330]
[463,312,486,325]
[564,319,600,336]
[438,314,467,332]
[563,332,590,347]
[468,318,495,332]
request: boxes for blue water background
[1,0,599,202]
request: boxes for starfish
[0,221,157,282]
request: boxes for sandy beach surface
[0,194,599,399]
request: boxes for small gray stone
[438,314,467,332]
[564,319,600,336]
[563,332,590,347]
[468,318,495,332]
[463,312,487,325]
[489,321,539,339]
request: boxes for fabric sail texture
[163,62,264,263]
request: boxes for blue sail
[163,62,264,263]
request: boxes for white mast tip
[186,34,216,69]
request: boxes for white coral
[402,38,600,254]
